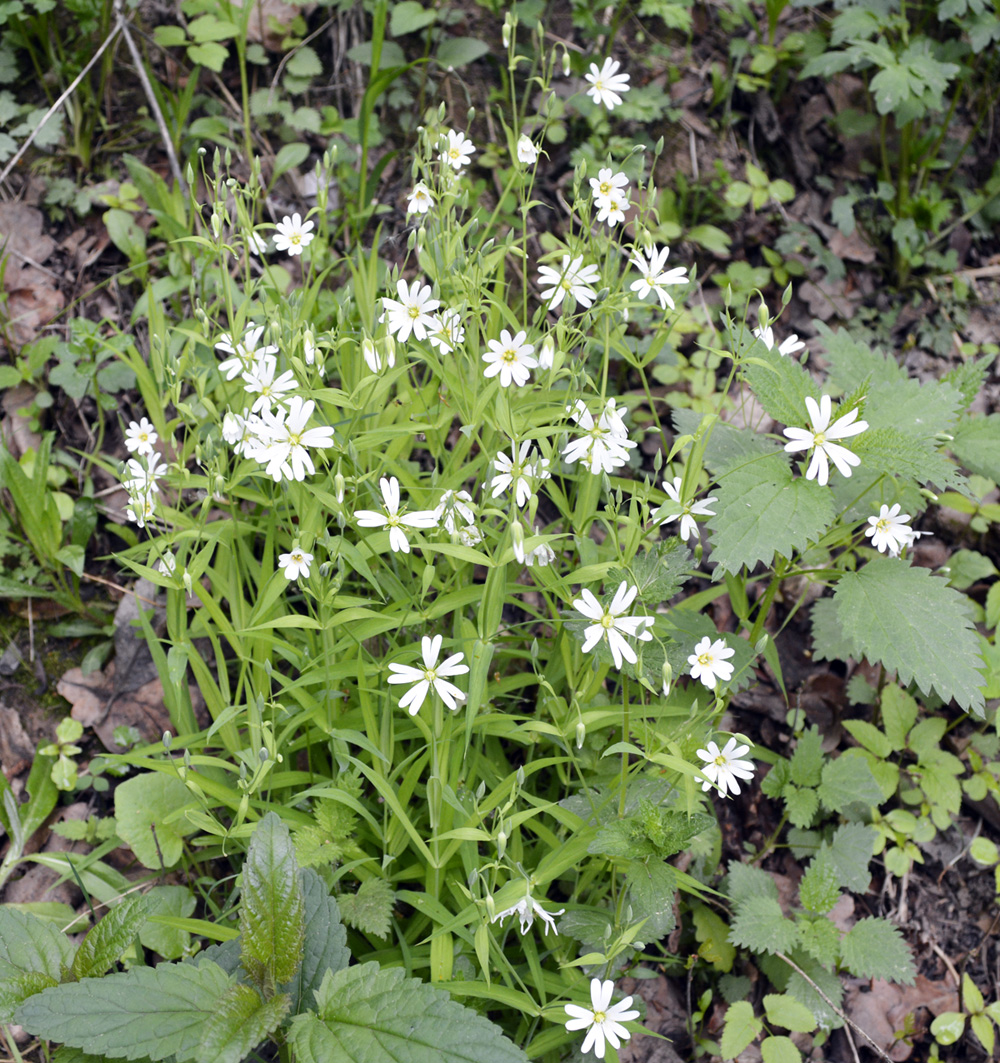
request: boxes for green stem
[748,559,786,646]
[619,673,630,818]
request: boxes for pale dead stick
[776,951,895,1063]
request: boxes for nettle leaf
[761,1034,803,1063]
[726,861,779,906]
[729,896,797,955]
[73,895,149,980]
[281,868,350,1014]
[609,537,691,604]
[852,427,962,490]
[951,414,1000,481]
[834,559,986,714]
[195,985,289,1063]
[809,598,854,663]
[0,907,74,1021]
[710,458,834,573]
[789,728,823,788]
[336,878,394,939]
[796,917,841,967]
[798,854,840,915]
[783,785,819,829]
[817,752,883,814]
[943,355,992,411]
[720,1000,762,1059]
[239,813,305,991]
[287,962,528,1063]
[15,960,233,1060]
[625,859,676,938]
[672,409,782,475]
[816,323,905,391]
[839,917,915,984]
[825,823,877,893]
[785,956,844,1032]
[743,342,820,427]
[865,376,963,442]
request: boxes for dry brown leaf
[225,0,317,50]
[1,383,43,457]
[0,703,35,779]
[845,975,959,1062]
[0,202,64,346]
[830,227,877,264]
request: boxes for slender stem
[619,674,630,817]
[748,559,785,646]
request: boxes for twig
[844,1023,862,1063]
[775,951,895,1063]
[929,940,960,988]
[0,27,120,188]
[114,0,187,196]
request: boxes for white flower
[525,539,556,567]
[354,476,438,554]
[122,452,167,495]
[584,58,631,110]
[652,477,717,541]
[252,396,335,482]
[595,188,629,226]
[491,440,550,508]
[865,503,918,557]
[242,354,297,414]
[782,395,868,487]
[687,636,735,691]
[754,324,806,357]
[629,245,689,311]
[538,336,556,369]
[216,325,278,381]
[572,581,654,670]
[427,309,465,354]
[156,551,176,576]
[564,978,640,1060]
[439,128,476,171]
[302,329,318,367]
[222,409,265,458]
[407,181,434,214]
[516,134,539,165]
[696,737,755,797]
[126,494,156,529]
[387,634,469,715]
[381,278,441,343]
[590,168,629,207]
[491,886,564,936]
[273,213,315,256]
[433,489,476,534]
[278,547,313,581]
[562,398,636,475]
[361,337,382,373]
[458,524,483,547]
[537,255,600,311]
[124,417,158,456]
[247,231,268,256]
[483,329,537,387]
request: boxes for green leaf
[839,918,915,984]
[114,773,196,869]
[943,549,998,590]
[789,728,823,788]
[951,415,1000,480]
[142,886,196,961]
[195,985,289,1063]
[336,877,394,939]
[729,896,797,955]
[435,37,490,69]
[287,962,529,1063]
[930,1011,966,1045]
[103,209,146,262]
[864,377,963,442]
[816,323,904,391]
[798,854,840,915]
[672,409,781,475]
[73,896,148,980]
[969,836,999,866]
[15,960,233,1060]
[625,859,677,938]
[720,1000,762,1059]
[743,342,820,427]
[942,355,992,410]
[278,868,349,1014]
[710,459,834,573]
[761,1034,802,1063]
[842,719,892,758]
[810,598,854,663]
[389,0,436,35]
[826,823,877,892]
[0,907,74,1021]
[852,427,961,489]
[817,752,883,813]
[962,971,985,1013]
[834,559,985,714]
[239,813,304,992]
[796,917,841,966]
[692,905,736,972]
[726,860,780,905]
[187,41,229,72]
[285,45,322,78]
[881,684,918,750]
[608,538,690,605]
[784,785,819,828]
[970,1011,995,1055]
[763,994,817,1032]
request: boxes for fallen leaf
[845,975,959,1062]
[0,703,35,778]
[0,202,64,347]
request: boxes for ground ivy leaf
[839,917,916,984]
[710,460,834,574]
[288,962,528,1063]
[833,559,986,714]
[15,960,233,1061]
[240,812,305,991]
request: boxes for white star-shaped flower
[381,278,441,344]
[482,329,538,387]
[433,488,476,534]
[278,548,313,581]
[124,417,158,456]
[754,324,806,357]
[864,503,919,557]
[537,255,600,311]
[782,395,868,487]
[407,181,433,215]
[652,476,716,541]
[252,396,335,482]
[273,213,315,257]
[696,737,755,797]
[387,634,469,715]
[584,58,631,110]
[516,135,539,165]
[562,398,636,475]
[439,128,476,171]
[242,354,297,414]
[216,325,278,381]
[354,476,438,554]
[491,440,550,508]
[572,581,654,670]
[687,636,735,691]
[564,978,640,1059]
[629,245,689,311]
[491,885,564,936]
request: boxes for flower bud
[334,470,346,504]
[575,720,586,749]
[182,570,193,595]
[511,520,525,564]
[361,337,380,373]
[538,335,555,369]
[755,633,769,654]
[497,830,507,858]
[661,661,673,698]
[562,50,571,76]
[485,893,496,919]
[259,747,269,763]
[162,731,172,750]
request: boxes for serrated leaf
[816,323,905,391]
[73,895,148,980]
[336,877,394,939]
[881,684,918,750]
[194,985,289,1063]
[744,342,820,427]
[789,728,823,788]
[842,719,892,758]
[784,785,819,828]
[710,459,834,573]
[853,427,962,489]
[609,538,691,604]
[672,409,782,475]
[817,753,883,813]
[0,907,74,1021]
[826,823,876,892]
[15,960,233,1060]
[625,860,676,938]
[810,598,854,663]
[114,773,196,869]
[729,895,797,955]
[784,957,844,1032]
[834,559,985,714]
[726,860,780,906]
[951,414,1000,481]
[761,1034,802,1062]
[0,970,59,1022]
[865,376,963,443]
[796,917,841,966]
[942,355,992,410]
[720,1000,762,1059]
[279,868,350,1014]
[799,855,840,915]
[239,813,304,991]
[287,962,528,1063]
[839,918,915,984]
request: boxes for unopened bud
[485,893,496,919]
[211,212,222,238]
[182,570,193,595]
[754,634,769,654]
[538,335,555,369]
[575,720,586,749]
[562,50,571,77]
[516,765,525,788]
[661,661,673,698]
[497,830,508,858]
[757,302,769,330]
[162,731,172,750]
[511,520,525,564]
[259,747,269,763]
[334,471,346,504]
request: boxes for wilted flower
[433,489,476,534]
[562,398,636,475]
[516,135,539,165]
[491,885,564,936]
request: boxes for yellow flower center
[408,305,421,319]
[288,432,303,447]
[560,278,573,291]
[714,753,727,766]
[600,614,614,629]
[593,1010,607,1024]
[814,431,826,446]
[291,552,303,564]
[698,652,712,667]
[501,348,517,364]
[291,233,302,245]
[876,519,889,532]
[424,668,437,682]
[599,181,612,196]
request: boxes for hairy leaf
[817,752,883,813]
[743,342,820,427]
[784,956,844,1032]
[336,878,394,939]
[240,812,305,991]
[673,409,783,475]
[826,823,877,893]
[608,538,691,605]
[726,861,779,906]
[816,323,905,391]
[729,896,797,955]
[710,459,834,573]
[853,427,962,489]
[287,962,528,1063]
[0,907,74,1021]
[798,855,840,915]
[15,960,233,1060]
[796,917,840,967]
[789,728,823,788]
[839,918,915,984]
[73,895,149,980]
[834,559,985,714]
[951,414,1000,481]
[810,598,854,663]
[280,868,350,1013]
[625,859,676,938]
[195,985,289,1063]
[942,355,992,410]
